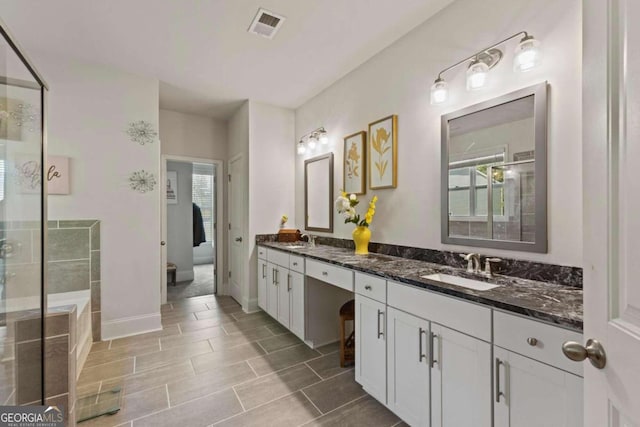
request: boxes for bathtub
[1,290,93,378]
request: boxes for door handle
[377,309,384,339]
[287,274,291,292]
[495,358,505,403]
[429,332,439,368]
[262,264,266,279]
[562,339,607,369]
[235,237,243,242]
[272,269,276,285]
[419,327,427,362]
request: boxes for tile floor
[167,264,215,301]
[76,294,404,427]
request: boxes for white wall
[35,52,162,338]
[159,109,227,160]
[295,0,582,267]
[167,161,194,281]
[247,101,296,310]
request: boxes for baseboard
[176,270,195,282]
[101,313,162,340]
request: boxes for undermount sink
[421,273,500,291]
[284,244,307,249]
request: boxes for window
[448,153,505,219]
[192,163,215,244]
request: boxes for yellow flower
[341,190,347,198]
[365,213,373,224]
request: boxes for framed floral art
[368,115,397,189]
[343,131,366,195]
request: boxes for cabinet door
[266,262,278,319]
[431,324,492,427]
[257,259,268,311]
[289,271,305,340]
[355,294,387,404]
[494,347,583,427]
[387,307,430,427]
[277,265,291,328]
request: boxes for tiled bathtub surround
[48,220,101,341]
[256,234,583,288]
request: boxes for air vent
[248,8,285,39]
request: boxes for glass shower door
[0,23,47,406]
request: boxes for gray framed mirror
[441,82,547,253]
[305,153,334,232]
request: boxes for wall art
[343,131,366,195]
[166,171,178,204]
[14,155,71,194]
[126,120,158,145]
[129,170,156,193]
[368,115,398,189]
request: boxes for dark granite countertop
[258,241,583,332]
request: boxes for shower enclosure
[0,20,48,406]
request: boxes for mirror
[441,82,547,253]
[305,153,334,232]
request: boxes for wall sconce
[430,31,541,105]
[296,127,329,155]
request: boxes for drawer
[355,272,386,303]
[289,255,305,274]
[387,280,491,342]
[494,310,583,377]
[267,248,289,267]
[257,246,267,259]
[306,259,354,292]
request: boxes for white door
[257,259,267,310]
[583,1,640,425]
[494,347,583,427]
[386,307,430,427]
[228,155,244,304]
[290,271,305,340]
[430,324,491,427]
[355,294,387,404]
[266,262,278,318]
[277,266,290,327]
[160,158,168,304]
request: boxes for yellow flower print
[346,142,361,179]
[371,128,391,179]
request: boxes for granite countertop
[258,241,583,332]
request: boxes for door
[355,294,387,404]
[290,271,305,340]
[228,155,244,304]
[430,324,491,427]
[494,347,583,427]
[0,26,47,405]
[387,307,430,427]
[257,259,267,310]
[266,262,278,318]
[583,1,640,425]
[277,265,290,327]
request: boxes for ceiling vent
[248,8,285,39]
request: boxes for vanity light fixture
[430,31,541,105]
[296,127,329,155]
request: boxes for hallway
[76,294,403,426]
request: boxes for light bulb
[466,59,489,91]
[307,136,317,150]
[318,129,329,145]
[297,141,306,155]
[430,78,448,105]
[514,35,541,72]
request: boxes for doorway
[161,156,223,304]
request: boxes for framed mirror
[441,82,547,253]
[305,153,334,232]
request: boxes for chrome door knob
[562,339,607,369]
[235,237,243,242]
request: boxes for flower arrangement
[280,214,288,228]
[335,192,378,227]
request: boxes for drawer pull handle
[322,271,328,276]
[527,337,538,346]
[495,358,505,403]
[364,285,372,291]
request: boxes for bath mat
[76,386,123,423]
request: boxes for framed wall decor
[368,114,397,189]
[166,171,178,204]
[343,131,366,195]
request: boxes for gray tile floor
[76,294,403,427]
[167,264,215,301]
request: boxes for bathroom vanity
[257,240,583,427]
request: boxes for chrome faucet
[460,253,481,273]
[483,257,502,278]
[301,233,316,248]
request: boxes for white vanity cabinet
[385,280,492,427]
[355,293,387,405]
[259,247,305,340]
[493,311,584,427]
